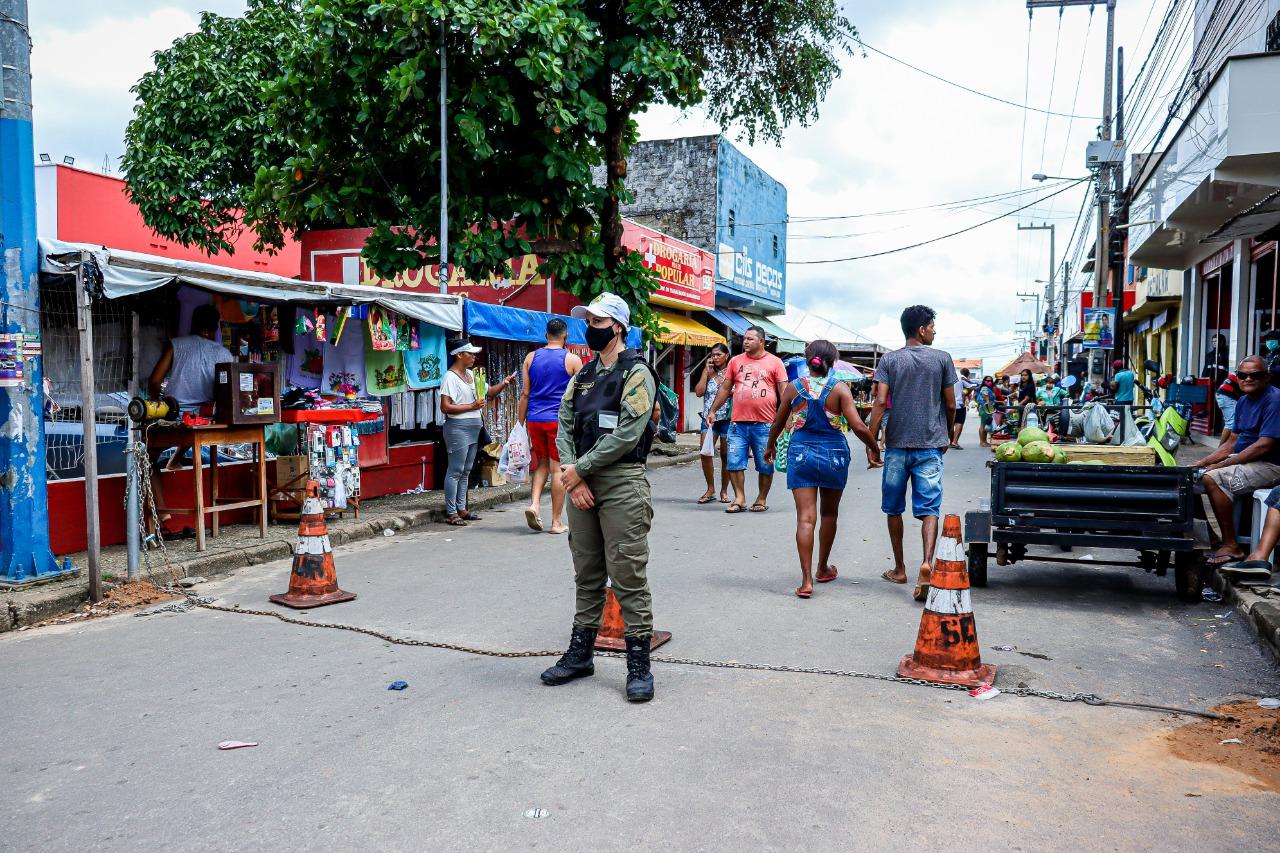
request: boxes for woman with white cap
[440,341,515,526]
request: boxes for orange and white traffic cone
[269,481,356,609]
[897,514,995,688]
[593,582,672,652]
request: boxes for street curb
[0,449,699,633]
[1210,572,1280,664]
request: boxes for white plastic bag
[1120,406,1146,447]
[1082,401,1116,444]
[700,428,717,457]
[504,422,531,469]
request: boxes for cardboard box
[478,461,506,487]
[273,454,309,487]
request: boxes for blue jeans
[727,422,773,475]
[881,448,944,518]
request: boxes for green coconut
[1053,447,1068,464]
[995,441,1023,462]
[1017,426,1050,446]
[1022,440,1055,463]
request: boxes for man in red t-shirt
[707,326,789,513]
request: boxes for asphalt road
[3,422,1277,851]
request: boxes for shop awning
[39,238,465,330]
[655,311,725,348]
[706,306,751,336]
[464,299,642,349]
[740,313,807,355]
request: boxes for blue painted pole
[0,0,71,583]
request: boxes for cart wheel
[968,543,989,587]
[1174,552,1204,604]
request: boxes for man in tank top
[519,318,583,533]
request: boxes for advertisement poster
[622,221,715,311]
[1081,307,1116,349]
[0,335,22,387]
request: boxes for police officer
[540,293,659,702]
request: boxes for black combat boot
[540,626,597,685]
[624,636,655,702]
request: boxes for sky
[26,0,1178,372]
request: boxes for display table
[148,423,268,552]
[270,409,378,522]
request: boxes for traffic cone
[269,481,356,609]
[896,514,996,688]
[593,583,672,652]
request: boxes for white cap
[571,292,631,330]
[449,342,483,356]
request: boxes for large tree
[124,0,855,334]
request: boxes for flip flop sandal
[1206,551,1241,566]
[444,516,468,527]
[524,508,544,531]
[725,504,747,514]
[460,512,482,521]
[881,570,907,585]
[696,494,716,505]
[795,588,812,599]
[912,582,930,603]
[719,496,731,504]
[1219,560,1273,578]
[816,566,838,583]
[749,502,768,513]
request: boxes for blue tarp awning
[464,300,642,348]
[707,306,751,336]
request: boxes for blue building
[616,135,787,316]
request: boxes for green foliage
[124,0,855,340]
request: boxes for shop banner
[1081,307,1116,349]
[622,221,715,311]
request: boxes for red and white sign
[622,221,715,311]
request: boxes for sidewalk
[1,436,700,632]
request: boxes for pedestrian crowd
[449,296,965,702]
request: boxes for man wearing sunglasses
[1193,355,1280,565]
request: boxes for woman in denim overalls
[766,341,881,598]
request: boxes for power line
[781,181,1077,225]
[788,179,1087,265]
[854,38,1101,120]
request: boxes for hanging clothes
[404,323,447,390]
[365,319,408,397]
[286,328,324,389]
[322,318,366,396]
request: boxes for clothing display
[404,323,447,390]
[364,322,408,396]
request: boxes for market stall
[38,239,463,556]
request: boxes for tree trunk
[601,103,627,275]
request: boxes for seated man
[1194,355,1280,565]
[1221,485,1280,580]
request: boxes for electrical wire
[788,179,1087,265]
[854,37,1101,120]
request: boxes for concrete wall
[600,135,720,248]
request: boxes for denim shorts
[727,422,773,475]
[881,448,944,517]
[1216,392,1238,432]
[787,439,850,490]
[700,416,730,437]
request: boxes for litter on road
[387,680,409,690]
[217,741,258,750]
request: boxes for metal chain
[136,592,1225,720]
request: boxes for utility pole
[1018,222,1056,362]
[1028,0,1117,357]
[1060,260,1071,372]
[1111,44,1128,364]
[1017,292,1043,358]
[438,19,449,295]
[0,1,71,584]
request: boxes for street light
[1031,173,1088,182]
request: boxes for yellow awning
[655,311,726,348]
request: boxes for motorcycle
[1132,359,1193,466]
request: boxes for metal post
[1018,222,1056,362]
[75,257,101,602]
[438,19,449,295]
[125,309,140,581]
[0,0,70,584]
[1095,0,1116,306]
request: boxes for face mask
[585,324,618,352]
[1267,339,1279,352]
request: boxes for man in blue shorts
[868,305,957,601]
